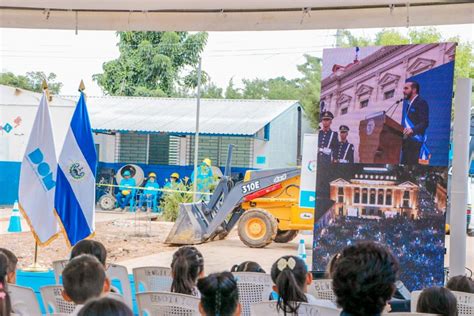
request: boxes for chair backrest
[308,279,336,303]
[136,291,200,316]
[8,284,42,316]
[52,259,69,284]
[412,290,474,316]
[40,285,76,314]
[133,266,173,292]
[233,272,273,316]
[106,263,133,310]
[250,301,341,316]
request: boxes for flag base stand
[22,262,48,272]
[21,242,49,272]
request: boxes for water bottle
[298,239,307,261]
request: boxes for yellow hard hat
[203,158,212,166]
[122,190,131,196]
[148,172,157,178]
[171,172,180,179]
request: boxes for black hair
[77,297,133,316]
[446,275,474,294]
[332,241,399,316]
[0,253,11,316]
[416,287,458,316]
[0,249,17,277]
[270,255,308,315]
[70,240,107,266]
[62,254,106,304]
[409,81,420,94]
[197,272,239,316]
[171,246,204,296]
[231,261,265,273]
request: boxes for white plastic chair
[40,285,76,314]
[8,284,42,316]
[307,279,336,303]
[250,301,341,316]
[52,259,69,284]
[133,266,173,292]
[106,263,133,310]
[232,272,273,316]
[136,291,200,316]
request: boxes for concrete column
[449,78,471,277]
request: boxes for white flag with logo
[18,92,59,245]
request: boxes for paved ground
[1,207,472,275]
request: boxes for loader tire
[274,229,299,243]
[238,208,277,248]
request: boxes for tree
[224,78,242,99]
[0,71,63,94]
[93,31,208,97]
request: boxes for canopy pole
[449,78,471,277]
[193,58,202,202]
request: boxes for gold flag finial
[78,80,86,92]
[42,79,48,90]
[42,79,52,101]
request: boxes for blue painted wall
[0,161,252,206]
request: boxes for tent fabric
[0,1,472,31]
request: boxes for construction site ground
[1,207,473,274]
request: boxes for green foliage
[160,182,193,221]
[201,82,224,99]
[0,71,62,94]
[93,31,208,97]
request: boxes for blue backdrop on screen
[404,61,454,166]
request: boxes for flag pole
[22,80,50,273]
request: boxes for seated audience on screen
[271,255,335,314]
[171,246,204,297]
[197,271,241,316]
[416,287,458,316]
[231,261,265,273]
[332,241,399,316]
[446,275,474,294]
[77,297,133,316]
[62,255,111,316]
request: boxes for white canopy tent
[0,0,472,31]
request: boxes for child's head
[230,261,265,273]
[77,297,133,316]
[62,254,110,304]
[0,248,18,284]
[416,287,458,316]
[197,272,241,316]
[70,240,107,266]
[270,256,311,314]
[0,252,12,316]
[446,275,474,294]
[171,246,204,295]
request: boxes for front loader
[165,145,315,248]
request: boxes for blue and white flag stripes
[55,92,97,246]
[18,92,59,245]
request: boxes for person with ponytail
[197,272,241,316]
[270,255,335,314]
[170,246,204,297]
[0,252,12,316]
[230,261,265,273]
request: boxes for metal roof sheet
[1,85,299,136]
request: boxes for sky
[0,24,472,96]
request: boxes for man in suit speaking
[401,81,429,164]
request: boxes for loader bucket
[165,203,209,245]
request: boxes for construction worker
[191,158,214,201]
[138,172,160,212]
[163,172,180,191]
[115,170,136,211]
[334,125,355,163]
[318,111,338,165]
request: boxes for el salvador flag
[55,92,97,246]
